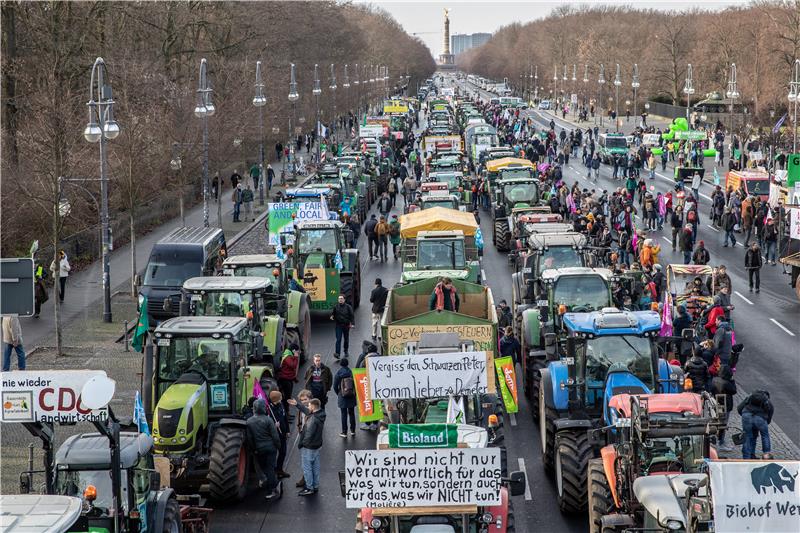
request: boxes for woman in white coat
[50,250,71,302]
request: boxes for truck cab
[598,133,630,163]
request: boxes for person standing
[737,390,773,460]
[330,295,354,359]
[369,278,389,342]
[711,365,737,453]
[268,391,291,481]
[276,345,300,411]
[249,162,261,191]
[670,206,684,252]
[679,227,694,265]
[763,218,778,265]
[2,316,26,371]
[745,242,763,293]
[33,261,48,318]
[50,251,71,303]
[230,169,242,189]
[267,163,275,192]
[232,184,243,223]
[388,178,398,208]
[287,397,326,496]
[364,214,378,260]
[690,171,702,202]
[333,358,357,437]
[246,398,281,501]
[242,184,255,222]
[722,207,737,247]
[429,277,460,312]
[375,216,390,262]
[377,192,392,219]
[303,354,332,407]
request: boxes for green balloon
[651,148,663,155]
[703,148,717,157]
[673,117,689,131]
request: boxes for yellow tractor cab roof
[485,157,534,173]
[400,207,478,238]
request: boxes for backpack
[341,374,355,398]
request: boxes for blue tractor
[537,308,683,514]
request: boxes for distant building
[451,32,492,55]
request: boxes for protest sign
[353,368,383,423]
[385,324,494,356]
[709,461,800,532]
[366,351,489,400]
[1,370,112,423]
[344,448,502,508]
[388,424,458,449]
[267,201,328,245]
[494,356,518,414]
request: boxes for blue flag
[276,245,286,260]
[334,250,344,271]
[772,113,788,135]
[134,391,150,436]
[475,227,484,252]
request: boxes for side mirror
[150,471,161,491]
[134,274,142,288]
[545,333,558,359]
[19,473,31,494]
[338,470,347,498]
[507,470,526,497]
[162,297,172,312]
[178,298,189,316]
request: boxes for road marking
[481,269,487,284]
[706,224,720,233]
[509,413,517,426]
[518,457,533,501]
[662,237,672,244]
[770,318,796,337]
[734,291,754,305]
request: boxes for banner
[301,267,327,302]
[1,371,111,423]
[494,356,518,414]
[267,201,329,245]
[359,125,384,138]
[366,351,489,400]
[674,130,707,141]
[344,448,502,508]
[383,103,408,114]
[790,208,800,240]
[387,424,458,449]
[353,368,383,422]
[385,324,495,356]
[709,461,800,532]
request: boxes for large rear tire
[208,426,249,503]
[539,386,557,475]
[161,497,182,533]
[588,458,614,533]
[340,274,355,308]
[494,219,511,252]
[555,429,593,513]
[528,358,546,419]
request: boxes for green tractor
[222,253,312,361]
[492,176,542,252]
[337,154,377,207]
[285,219,361,314]
[144,316,275,502]
[302,163,367,222]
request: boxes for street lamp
[598,63,606,127]
[631,63,640,127]
[789,59,800,153]
[613,63,621,132]
[583,64,589,110]
[553,65,558,101]
[329,63,337,146]
[253,60,267,205]
[288,63,299,182]
[562,64,568,104]
[313,64,322,163]
[194,58,214,229]
[571,64,577,116]
[534,65,538,102]
[683,63,695,122]
[726,63,739,163]
[84,58,119,324]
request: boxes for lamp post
[571,64,577,117]
[631,63,640,128]
[613,63,621,132]
[329,63,337,146]
[253,60,267,206]
[194,58,214,228]
[534,65,538,102]
[725,63,739,163]
[343,64,350,137]
[598,63,606,127]
[562,64,567,106]
[789,59,800,153]
[313,64,322,163]
[288,63,299,182]
[553,65,557,100]
[353,63,359,122]
[83,58,119,324]
[683,63,695,123]
[583,64,589,112]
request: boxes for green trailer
[380,277,498,357]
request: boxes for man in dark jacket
[288,397,326,496]
[744,242,763,292]
[330,295,355,358]
[679,227,694,264]
[304,354,332,407]
[370,278,389,341]
[683,352,709,393]
[246,398,281,500]
[268,391,291,480]
[737,390,773,459]
[498,326,521,365]
[364,214,379,260]
[691,240,710,265]
[333,358,357,437]
[497,300,513,331]
[712,317,733,365]
[711,365,737,452]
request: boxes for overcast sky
[359,1,740,57]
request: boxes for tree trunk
[2,3,19,166]
[130,210,137,297]
[179,185,185,227]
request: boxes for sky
[359,0,740,57]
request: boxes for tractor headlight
[481,512,493,523]
[179,437,186,442]
[370,518,382,530]
[179,429,185,434]
[137,294,144,310]
[665,520,683,530]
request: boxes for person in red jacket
[277,344,300,411]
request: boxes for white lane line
[481,269,487,284]
[770,318,796,337]
[518,457,533,501]
[706,224,720,233]
[734,291,754,305]
[509,413,517,426]
[662,237,672,244]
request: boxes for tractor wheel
[588,458,614,533]
[528,359,546,420]
[299,304,311,363]
[161,497,182,533]
[539,386,557,475]
[494,219,511,252]
[340,274,356,308]
[555,429,593,513]
[352,264,361,309]
[208,426,249,503]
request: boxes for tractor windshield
[422,198,459,210]
[643,434,706,474]
[500,168,534,180]
[503,182,539,205]
[538,246,585,275]
[157,337,231,383]
[192,291,253,318]
[56,469,128,514]
[552,275,610,312]
[583,335,655,389]
[298,228,339,254]
[417,240,466,270]
[227,266,279,289]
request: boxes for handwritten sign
[366,351,489,400]
[385,324,494,356]
[344,448,502,508]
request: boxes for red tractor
[587,392,725,533]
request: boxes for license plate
[522,267,532,274]
[615,418,631,428]
[157,338,171,346]
[537,300,548,307]
[564,357,574,365]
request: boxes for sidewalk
[534,107,673,134]
[23,157,299,351]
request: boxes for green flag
[131,295,149,352]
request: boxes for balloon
[703,148,717,157]
[651,148,663,155]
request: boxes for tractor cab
[222,254,287,293]
[494,177,540,213]
[484,158,533,187]
[418,192,463,212]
